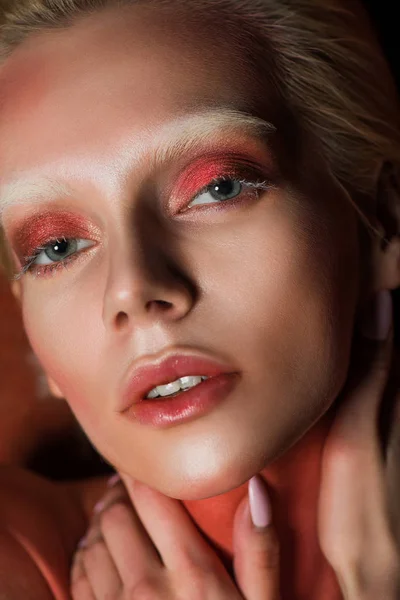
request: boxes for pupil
[53,239,69,254]
[45,238,73,261]
[211,178,240,200]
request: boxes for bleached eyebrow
[0,107,276,222]
[151,107,275,166]
[0,179,75,221]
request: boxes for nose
[102,242,196,333]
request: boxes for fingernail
[93,500,105,514]
[360,290,392,340]
[107,473,121,488]
[77,536,87,549]
[248,475,271,528]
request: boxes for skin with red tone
[0,423,340,600]
[0,3,397,598]
[10,212,97,259]
[171,151,275,207]
[0,465,86,600]
[10,211,100,278]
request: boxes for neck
[182,409,343,599]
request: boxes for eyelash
[184,175,270,212]
[14,171,272,280]
[13,237,91,281]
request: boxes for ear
[368,161,400,292]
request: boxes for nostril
[148,299,173,312]
[115,311,129,329]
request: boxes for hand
[318,290,400,599]
[70,473,281,599]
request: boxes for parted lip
[119,348,238,412]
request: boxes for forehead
[0,3,289,202]
[0,4,268,152]
[0,3,260,121]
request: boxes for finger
[71,551,85,586]
[70,553,96,600]
[81,537,122,599]
[71,579,96,600]
[333,290,394,440]
[99,499,163,587]
[90,479,129,527]
[120,474,220,572]
[233,475,280,600]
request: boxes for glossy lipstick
[119,352,240,428]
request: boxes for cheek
[206,200,358,403]
[20,282,104,420]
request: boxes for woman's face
[0,5,360,499]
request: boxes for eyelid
[31,237,96,265]
[13,236,98,280]
[167,154,274,214]
[8,211,101,261]
[5,146,275,274]
[186,175,271,208]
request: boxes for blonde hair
[0,0,399,275]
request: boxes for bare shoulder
[0,465,109,599]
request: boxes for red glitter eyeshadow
[170,149,273,211]
[11,211,97,261]
[175,157,245,195]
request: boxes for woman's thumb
[233,475,280,600]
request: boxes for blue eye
[187,176,270,209]
[14,237,96,280]
[32,237,94,266]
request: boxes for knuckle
[183,559,209,579]
[253,530,280,571]
[102,481,129,505]
[181,568,215,598]
[82,524,102,548]
[179,558,226,598]
[261,544,280,571]
[179,547,216,572]
[100,500,131,531]
[321,533,358,569]
[323,439,364,471]
[127,577,163,599]
[81,539,104,564]
[176,547,223,586]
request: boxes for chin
[143,451,275,501]
[156,477,246,501]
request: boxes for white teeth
[145,375,208,399]
[156,380,181,397]
[178,375,202,389]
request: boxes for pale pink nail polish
[93,500,105,514]
[78,536,87,549]
[107,473,121,488]
[248,475,271,528]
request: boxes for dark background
[363,1,399,84]
[361,1,400,340]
